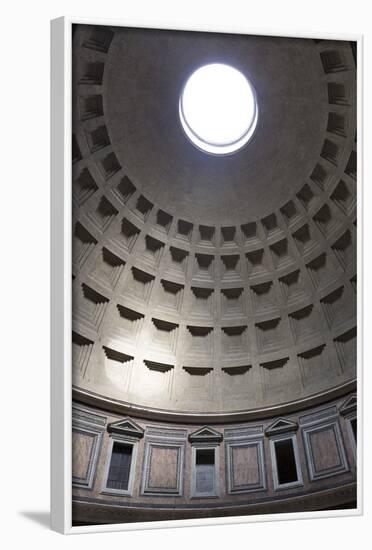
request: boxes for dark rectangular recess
[107,442,133,491]
[350,418,357,443]
[274,438,298,485]
[195,449,215,494]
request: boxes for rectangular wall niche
[275,439,297,484]
[191,447,219,497]
[269,435,303,490]
[225,440,266,494]
[102,436,138,496]
[106,442,133,491]
[72,423,103,490]
[302,421,349,481]
[141,441,185,496]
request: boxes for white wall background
[1,0,370,548]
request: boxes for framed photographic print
[51,16,362,534]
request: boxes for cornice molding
[73,379,356,424]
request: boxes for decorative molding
[302,420,349,481]
[107,417,144,439]
[103,346,133,364]
[188,426,223,444]
[265,418,298,436]
[72,404,107,427]
[224,425,264,440]
[143,360,174,373]
[73,481,357,520]
[145,426,188,440]
[299,405,338,426]
[183,366,213,376]
[72,379,356,424]
[141,439,185,496]
[72,421,103,490]
[222,365,251,376]
[225,438,267,494]
[339,394,357,416]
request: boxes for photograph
[69,22,358,528]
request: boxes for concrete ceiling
[103,29,329,225]
[72,25,357,419]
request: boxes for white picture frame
[51,16,363,534]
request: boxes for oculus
[179,63,258,155]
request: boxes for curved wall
[72,393,357,525]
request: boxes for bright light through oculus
[179,63,258,155]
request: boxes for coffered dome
[72,25,357,421]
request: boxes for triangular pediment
[339,394,357,416]
[188,426,223,444]
[107,417,144,438]
[265,418,298,436]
